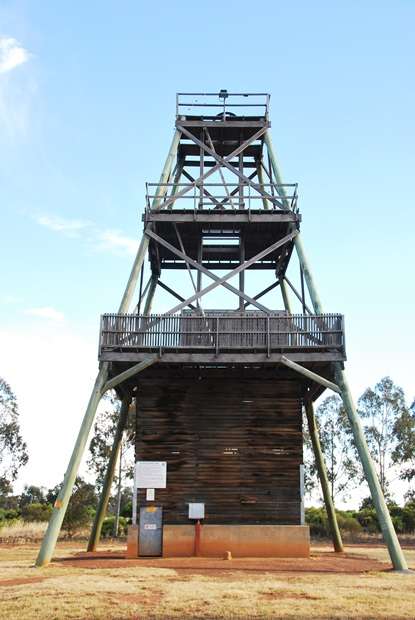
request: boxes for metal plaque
[136,461,167,489]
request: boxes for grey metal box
[139,506,163,556]
[188,502,205,520]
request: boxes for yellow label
[54,499,63,509]
[146,506,157,513]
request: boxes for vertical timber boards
[135,369,303,525]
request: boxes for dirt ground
[0,541,414,619]
[56,548,387,574]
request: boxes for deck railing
[145,182,298,212]
[99,313,345,357]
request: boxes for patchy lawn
[0,542,414,619]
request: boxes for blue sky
[1,1,414,498]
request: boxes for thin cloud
[36,213,137,257]
[37,215,91,237]
[24,307,65,321]
[0,37,30,74]
[96,229,138,256]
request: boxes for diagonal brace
[280,356,340,393]
[146,229,298,314]
[158,126,268,211]
[146,230,271,313]
[102,355,159,393]
[157,280,197,311]
[243,280,280,309]
[178,124,284,208]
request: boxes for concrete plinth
[126,524,138,558]
[127,524,309,558]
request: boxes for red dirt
[0,576,46,587]
[53,550,388,574]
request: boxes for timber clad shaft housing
[135,372,303,525]
[36,92,408,569]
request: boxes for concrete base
[127,524,310,558]
[126,524,138,559]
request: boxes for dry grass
[0,542,414,619]
[0,519,94,543]
[0,519,47,541]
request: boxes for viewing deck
[98,313,346,364]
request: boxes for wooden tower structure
[37,92,408,569]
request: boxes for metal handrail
[145,182,298,211]
[176,92,270,118]
[99,313,345,357]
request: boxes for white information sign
[146,488,155,501]
[188,502,205,520]
[136,461,167,489]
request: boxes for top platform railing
[176,92,270,119]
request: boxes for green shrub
[306,507,362,537]
[0,508,20,527]
[401,505,415,533]
[305,507,329,537]
[354,508,380,533]
[21,503,52,522]
[101,516,128,538]
[335,512,362,535]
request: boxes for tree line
[0,374,414,538]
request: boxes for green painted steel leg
[36,365,108,566]
[143,275,158,315]
[87,394,131,552]
[265,131,408,571]
[256,162,269,210]
[334,366,408,570]
[280,278,292,314]
[305,400,343,552]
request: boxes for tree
[87,393,134,491]
[47,477,97,538]
[0,378,28,498]
[87,392,135,532]
[358,377,408,495]
[19,485,47,508]
[392,403,415,496]
[313,395,360,501]
[302,408,318,497]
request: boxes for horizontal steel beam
[184,159,258,169]
[145,212,298,223]
[100,352,346,364]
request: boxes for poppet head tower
[37,92,407,569]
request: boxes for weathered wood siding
[135,374,303,525]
